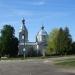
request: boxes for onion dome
[36,26,48,42]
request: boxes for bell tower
[18,18,28,55]
[19,18,28,43]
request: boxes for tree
[56,28,65,55]
[47,28,59,55]
[8,37,19,57]
[56,27,72,55]
[46,27,72,55]
[64,27,72,54]
[0,25,19,57]
[71,42,75,54]
[0,38,2,57]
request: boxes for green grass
[56,60,75,66]
[54,58,75,68]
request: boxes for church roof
[37,26,48,36]
[19,18,28,32]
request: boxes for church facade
[18,18,48,56]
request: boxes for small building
[18,18,48,56]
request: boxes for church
[18,18,48,56]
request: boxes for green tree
[71,42,75,54]
[64,27,72,54]
[56,28,65,55]
[56,27,72,55]
[0,38,2,57]
[47,28,59,55]
[0,25,19,57]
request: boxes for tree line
[47,27,75,56]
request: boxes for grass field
[54,58,75,68]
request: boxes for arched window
[22,35,24,39]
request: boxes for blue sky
[0,0,75,41]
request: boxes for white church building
[18,18,48,56]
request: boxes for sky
[0,0,75,42]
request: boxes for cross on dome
[41,25,44,30]
[22,18,25,25]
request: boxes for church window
[42,35,46,41]
[22,35,24,39]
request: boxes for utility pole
[23,48,26,59]
[22,18,26,59]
